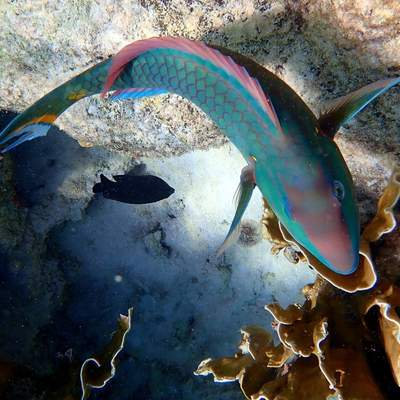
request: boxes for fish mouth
[323,250,359,275]
[310,228,360,275]
[292,210,360,276]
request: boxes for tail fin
[0,123,52,153]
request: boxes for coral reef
[195,167,400,399]
[361,281,400,387]
[1,1,399,399]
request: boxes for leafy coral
[80,307,134,399]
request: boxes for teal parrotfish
[1,37,399,275]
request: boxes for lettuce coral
[361,280,400,387]
[80,308,133,399]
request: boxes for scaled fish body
[1,37,399,275]
[93,173,175,204]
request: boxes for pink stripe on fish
[102,37,282,130]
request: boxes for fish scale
[1,37,399,275]
[123,49,272,158]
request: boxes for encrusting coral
[195,166,400,399]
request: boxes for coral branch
[80,308,133,399]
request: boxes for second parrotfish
[1,37,399,275]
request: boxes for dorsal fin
[100,174,112,184]
[319,77,400,138]
[102,37,282,130]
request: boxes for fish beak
[324,250,359,275]
[312,227,359,275]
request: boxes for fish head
[277,140,360,275]
[167,185,175,196]
[144,175,175,201]
[255,135,359,275]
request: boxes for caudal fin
[100,174,111,184]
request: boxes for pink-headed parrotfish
[1,37,399,275]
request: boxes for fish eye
[333,180,345,202]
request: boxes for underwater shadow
[0,121,286,399]
[11,126,96,208]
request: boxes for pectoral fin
[217,158,256,256]
[319,77,400,138]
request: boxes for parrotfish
[1,37,399,275]
[93,173,175,204]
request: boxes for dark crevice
[364,306,400,400]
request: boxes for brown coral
[194,318,336,400]
[194,327,285,399]
[0,308,134,400]
[195,277,392,399]
[80,308,133,399]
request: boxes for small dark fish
[93,174,175,204]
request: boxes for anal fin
[217,157,256,256]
